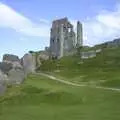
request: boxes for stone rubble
[0,53,36,94]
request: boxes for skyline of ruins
[0,0,119,60]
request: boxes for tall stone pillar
[59,24,64,58]
[77,21,83,47]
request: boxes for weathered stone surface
[3,54,20,62]
[50,17,83,59]
[96,49,102,53]
[0,84,6,95]
[36,52,49,67]
[50,18,76,58]
[0,70,7,85]
[0,62,13,74]
[81,51,96,59]
[0,61,23,74]
[0,71,7,95]
[22,53,36,74]
[0,62,25,85]
[77,21,83,47]
[38,51,49,60]
[0,54,25,85]
[12,61,23,69]
[7,69,25,84]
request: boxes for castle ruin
[49,17,83,59]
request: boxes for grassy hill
[1,45,120,120]
[0,74,120,120]
[39,46,120,88]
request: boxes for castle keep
[50,17,83,59]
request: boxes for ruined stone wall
[50,18,76,59]
[77,21,83,47]
[22,53,36,75]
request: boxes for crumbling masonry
[49,17,83,59]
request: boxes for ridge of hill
[39,44,120,88]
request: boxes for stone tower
[50,18,76,59]
[59,24,64,58]
[49,18,83,59]
[77,21,83,47]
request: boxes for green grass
[1,74,120,120]
[40,46,120,88]
[1,46,120,120]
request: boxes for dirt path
[36,72,120,92]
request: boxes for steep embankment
[39,46,120,88]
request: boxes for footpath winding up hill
[40,45,120,89]
[0,45,120,120]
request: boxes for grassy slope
[1,46,120,120]
[40,46,120,88]
[0,74,120,120]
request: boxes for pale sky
[0,0,120,60]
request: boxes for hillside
[0,73,120,120]
[1,45,120,120]
[39,46,120,88]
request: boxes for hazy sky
[0,0,119,59]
